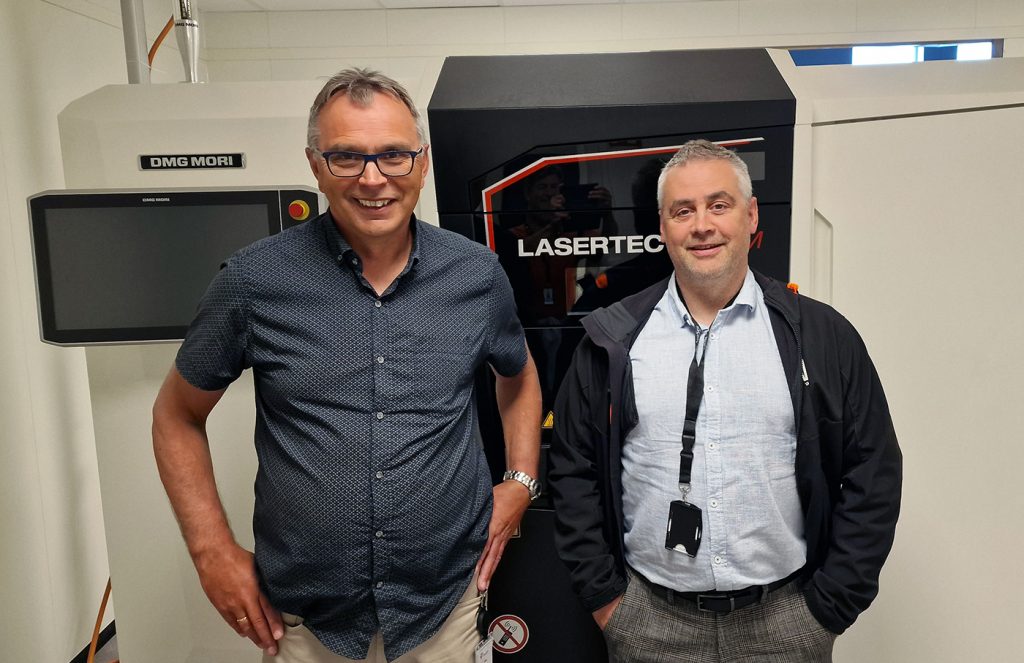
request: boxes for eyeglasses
[317,147,425,178]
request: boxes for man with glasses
[153,69,541,662]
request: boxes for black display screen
[29,189,318,345]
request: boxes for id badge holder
[475,638,493,663]
[475,589,493,663]
[665,485,702,557]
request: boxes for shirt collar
[665,268,758,329]
[323,213,422,275]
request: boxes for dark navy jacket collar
[581,270,801,352]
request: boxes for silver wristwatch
[503,470,541,501]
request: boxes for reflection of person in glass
[498,166,615,325]
[573,158,672,313]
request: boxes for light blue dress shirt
[622,269,806,592]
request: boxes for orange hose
[148,16,175,67]
[86,578,113,663]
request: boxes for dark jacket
[548,272,902,634]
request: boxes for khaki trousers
[264,577,480,663]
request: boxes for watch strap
[503,470,540,501]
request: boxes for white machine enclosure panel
[811,105,1024,663]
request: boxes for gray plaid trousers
[602,568,837,663]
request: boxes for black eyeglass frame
[317,147,426,178]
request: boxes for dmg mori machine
[34,81,324,663]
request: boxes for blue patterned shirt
[175,214,527,661]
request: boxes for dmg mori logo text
[148,155,235,168]
[518,234,664,257]
[140,153,244,170]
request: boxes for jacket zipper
[765,293,808,444]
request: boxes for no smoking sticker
[489,614,529,654]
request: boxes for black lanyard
[679,326,710,489]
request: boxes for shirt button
[374,300,382,308]
[375,471,384,479]
[710,499,719,508]
[376,581,384,589]
[708,442,717,450]
[351,258,359,266]
[706,385,715,393]
[376,356,385,364]
[714,555,723,564]
[376,411,384,420]
[710,333,717,340]
[375,530,384,538]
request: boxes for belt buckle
[695,594,735,614]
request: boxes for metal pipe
[176,0,195,20]
[120,0,150,84]
[174,0,201,83]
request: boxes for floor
[92,634,118,663]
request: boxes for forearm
[806,431,901,632]
[548,343,626,608]
[495,352,542,477]
[153,417,236,558]
[806,338,902,632]
[152,370,236,561]
[151,369,282,652]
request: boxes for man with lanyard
[548,140,901,662]
[152,69,542,662]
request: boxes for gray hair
[307,68,425,151]
[656,139,753,208]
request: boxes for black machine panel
[29,187,320,345]
[429,50,795,661]
[429,50,795,213]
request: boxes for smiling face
[306,90,428,247]
[659,158,758,292]
[525,172,563,210]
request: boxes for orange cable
[148,16,175,67]
[86,577,113,663]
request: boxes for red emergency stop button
[289,200,311,221]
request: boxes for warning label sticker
[489,614,529,654]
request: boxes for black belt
[638,568,803,615]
